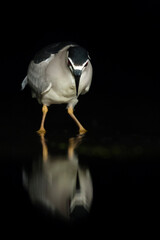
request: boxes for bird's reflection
[23,133,93,220]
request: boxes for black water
[1,91,160,237]
[1,1,160,237]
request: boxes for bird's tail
[21,76,28,90]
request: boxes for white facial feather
[68,57,89,71]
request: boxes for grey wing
[21,76,28,90]
[27,58,52,95]
[24,42,76,95]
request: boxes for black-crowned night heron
[22,42,93,134]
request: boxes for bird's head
[67,46,90,96]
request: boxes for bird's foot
[79,127,87,135]
[37,127,46,135]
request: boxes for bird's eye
[68,59,72,66]
[84,61,88,67]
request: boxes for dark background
[1,1,160,100]
[1,1,160,98]
[1,0,160,238]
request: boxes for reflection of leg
[39,132,48,162]
[67,107,87,134]
[68,138,74,160]
[37,105,48,134]
[68,135,83,160]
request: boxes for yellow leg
[37,105,48,134]
[67,107,87,134]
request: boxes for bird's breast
[52,74,76,97]
[41,83,77,106]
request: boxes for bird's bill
[74,70,82,96]
[75,76,80,96]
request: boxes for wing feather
[27,56,53,95]
[26,41,77,95]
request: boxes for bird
[22,41,93,134]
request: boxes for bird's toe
[37,128,46,135]
[79,127,87,135]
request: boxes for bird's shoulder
[33,41,77,64]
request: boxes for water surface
[1,95,160,236]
